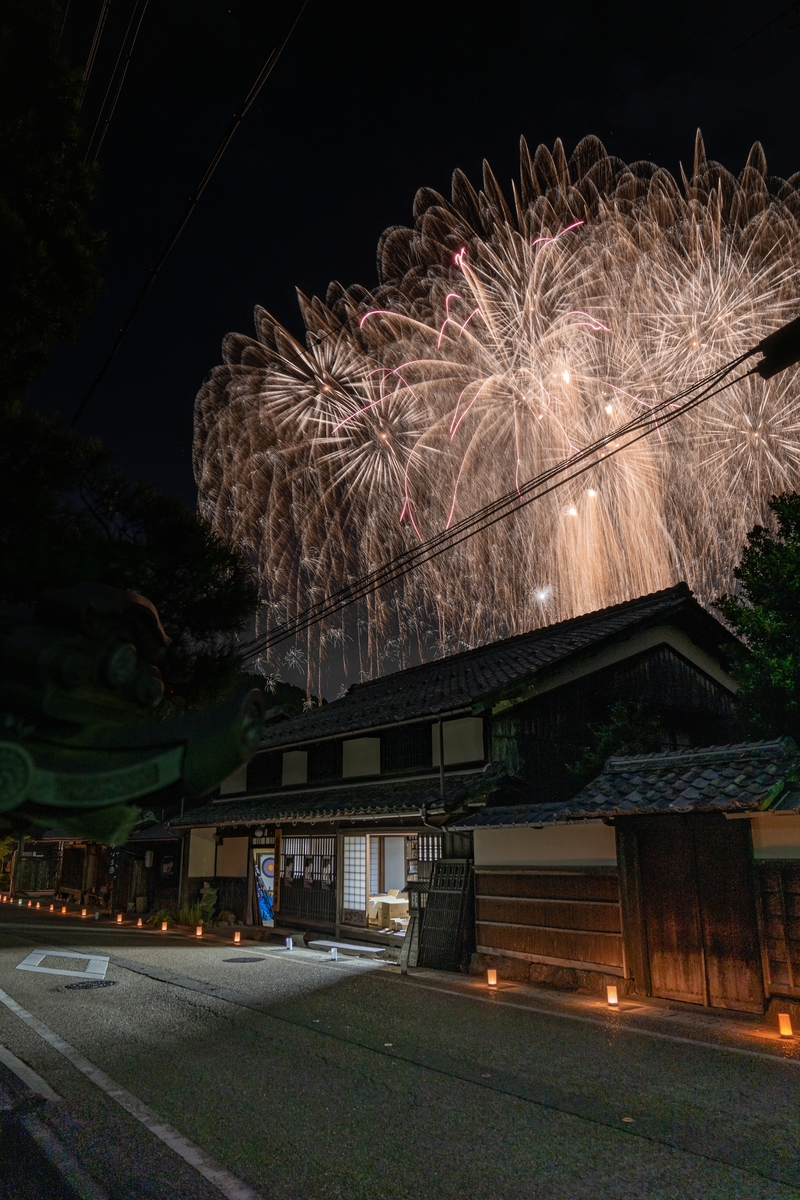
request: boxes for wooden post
[615,820,651,996]
[438,718,445,797]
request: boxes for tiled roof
[260,584,731,750]
[170,775,482,828]
[451,739,800,828]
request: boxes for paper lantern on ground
[607,985,619,1006]
[779,1012,794,1038]
[233,931,241,944]
[487,969,498,988]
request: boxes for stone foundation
[470,951,635,998]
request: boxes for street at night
[2,906,799,1199]
[5,3,800,1196]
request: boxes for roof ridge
[347,582,695,694]
[606,737,797,771]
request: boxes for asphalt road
[1,906,799,1200]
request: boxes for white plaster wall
[219,763,248,795]
[750,814,800,859]
[342,737,381,777]
[432,717,484,766]
[474,822,617,868]
[282,750,308,786]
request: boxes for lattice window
[281,837,335,889]
[308,741,342,783]
[381,723,433,773]
[247,751,282,792]
[418,834,441,862]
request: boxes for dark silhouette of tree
[0,1,102,408]
[716,493,800,741]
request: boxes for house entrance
[341,833,440,940]
[636,813,764,1013]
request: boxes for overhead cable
[84,0,149,164]
[245,313,800,654]
[71,0,308,428]
[80,0,112,107]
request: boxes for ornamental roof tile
[260,583,732,750]
[170,775,479,829]
[450,738,800,829]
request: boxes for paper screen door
[342,835,368,925]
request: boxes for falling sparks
[195,133,800,691]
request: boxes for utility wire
[243,352,760,656]
[611,2,799,139]
[80,0,112,108]
[84,0,149,164]
[71,0,308,428]
[58,0,71,50]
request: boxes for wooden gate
[634,814,764,1013]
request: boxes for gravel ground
[0,908,799,1200]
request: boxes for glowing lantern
[61,906,66,914]
[233,931,241,944]
[607,985,619,1006]
[49,904,54,912]
[81,908,87,918]
[487,969,498,988]
[116,913,123,924]
[161,921,168,932]
[196,925,203,937]
[27,900,31,908]
[137,917,143,927]
[779,1012,794,1038]
[35,902,40,909]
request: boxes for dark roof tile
[451,738,800,829]
[259,584,731,750]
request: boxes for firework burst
[194,132,800,691]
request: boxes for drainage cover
[64,980,117,990]
[223,957,265,964]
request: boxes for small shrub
[178,902,204,927]
[146,908,175,927]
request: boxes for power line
[244,314,800,655]
[80,0,112,108]
[84,0,149,164]
[71,0,308,428]
[611,2,799,139]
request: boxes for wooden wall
[757,863,800,999]
[475,869,624,975]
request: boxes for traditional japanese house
[452,737,800,1013]
[171,583,741,947]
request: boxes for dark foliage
[0,409,258,711]
[0,1,102,407]
[566,700,662,788]
[715,493,800,741]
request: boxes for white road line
[0,1039,61,1100]
[0,986,262,1200]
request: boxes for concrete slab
[307,939,386,956]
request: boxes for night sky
[30,1,800,507]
